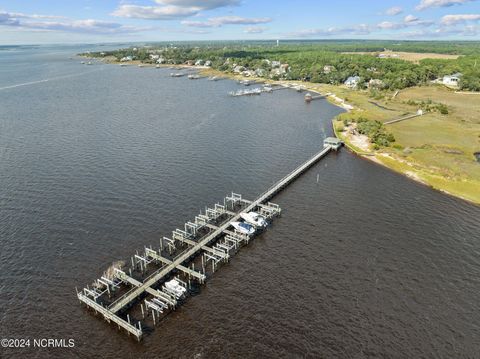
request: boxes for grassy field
[330,85,480,204]
[341,51,461,63]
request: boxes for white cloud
[244,26,267,33]
[0,11,146,34]
[112,0,240,20]
[377,21,405,29]
[416,0,476,11]
[9,12,66,20]
[404,14,419,23]
[27,19,147,34]
[182,16,272,27]
[0,12,20,26]
[441,14,480,24]
[155,0,240,9]
[385,6,403,15]
[376,15,434,30]
[112,5,199,20]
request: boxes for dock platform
[77,143,337,340]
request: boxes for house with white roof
[344,76,361,89]
[442,73,462,87]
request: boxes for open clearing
[331,85,480,203]
[342,51,460,63]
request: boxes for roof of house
[345,76,360,83]
[324,137,342,145]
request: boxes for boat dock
[77,140,340,340]
[304,92,327,102]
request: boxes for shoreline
[86,56,480,205]
[333,119,480,206]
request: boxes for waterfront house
[271,60,281,68]
[120,56,133,62]
[195,59,204,66]
[233,65,245,73]
[204,60,212,67]
[442,73,462,87]
[344,76,361,88]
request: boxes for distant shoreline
[82,55,480,205]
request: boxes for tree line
[84,40,480,91]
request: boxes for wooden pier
[77,142,337,340]
[304,92,327,102]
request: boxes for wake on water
[0,67,104,91]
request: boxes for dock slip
[77,139,341,340]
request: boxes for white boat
[165,279,186,298]
[231,221,255,235]
[240,212,268,228]
[263,86,273,93]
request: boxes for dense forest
[86,40,480,91]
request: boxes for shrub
[357,119,395,147]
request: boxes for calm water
[1,45,479,359]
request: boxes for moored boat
[165,279,187,298]
[240,212,268,228]
[231,221,256,235]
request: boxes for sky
[1,0,480,44]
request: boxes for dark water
[1,45,479,359]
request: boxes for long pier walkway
[77,142,338,340]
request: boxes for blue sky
[1,0,480,44]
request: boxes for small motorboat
[231,221,255,235]
[240,212,268,228]
[165,279,187,298]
